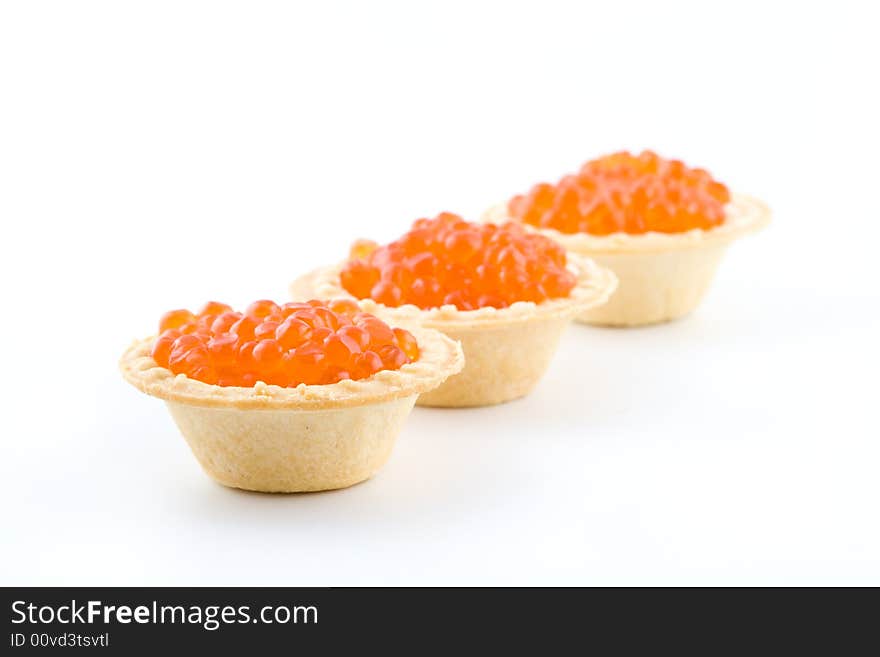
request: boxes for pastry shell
[294,252,617,407]
[119,327,463,492]
[483,193,770,326]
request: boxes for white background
[1,1,878,585]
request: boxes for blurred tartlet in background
[485,150,770,326]
[292,213,617,407]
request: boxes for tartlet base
[413,316,569,407]
[573,244,728,326]
[166,396,416,492]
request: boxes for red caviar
[507,150,731,235]
[152,300,419,387]
[339,213,576,311]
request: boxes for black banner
[1,587,874,652]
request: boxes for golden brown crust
[165,396,417,492]
[300,251,618,330]
[119,327,464,411]
[413,315,571,407]
[482,193,770,254]
[573,245,729,326]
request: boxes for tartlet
[120,301,463,492]
[486,151,771,326]
[292,214,617,407]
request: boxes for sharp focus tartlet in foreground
[291,213,617,407]
[485,150,770,326]
[120,300,464,492]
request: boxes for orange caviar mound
[152,299,420,388]
[339,213,576,311]
[507,150,731,235]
